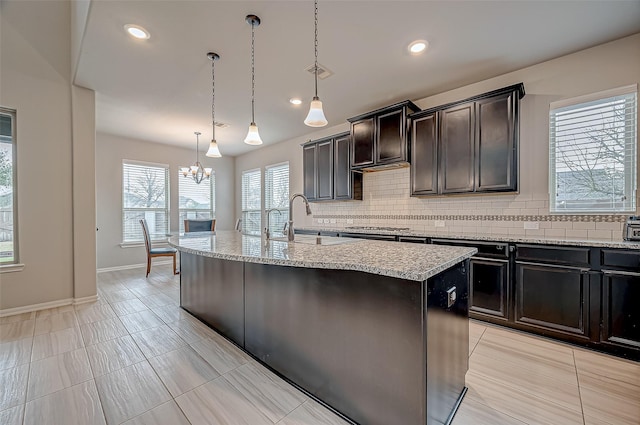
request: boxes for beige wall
[0,1,76,309]
[234,33,640,241]
[95,132,235,269]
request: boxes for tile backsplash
[305,167,629,241]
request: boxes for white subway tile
[544,229,566,238]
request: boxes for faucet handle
[283,222,289,234]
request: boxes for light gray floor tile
[32,327,84,361]
[76,304,117,325]
[130,325,187,358]
[129,286,163,298]
[0,311,35,324]
[86,335,146,377]
[0,319,35,342]
[148,346,219,397]
[119,310,164,334]
[101,289,137,304]
[167,318,214,343]
[176,376,273,425]
[0,363,29,411]
[97,282,128,293]
[24,380,106,425]
[95,361,171,425]
[280,400,351,425]
[0,337,32,371]
[190,336,248,375]
[80,317,128,346]
[34,311,78,336]
[110,299,148,316]
[35,305,75,318]
[27,347,92,401]
[0,404,24,425]
[151,305,194,324]
[224,362,307,422]
[138,293,174,309]
[121,400,191,425]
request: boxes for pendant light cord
[251,20,256,124]
[314,0,319,98]
[211,58,216,141]
[195,132,200,162]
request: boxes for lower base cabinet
[469,258,509,321]
[601,270,640,350]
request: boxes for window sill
[119,240,168,249]
[0,263,25,274]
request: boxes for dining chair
[184,219,216,233]
[140,219,179,277]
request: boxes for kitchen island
[169,231,477,425]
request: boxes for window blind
[549,85,637,213]
[265,162,289,237]
[122,161,169,242]
[0,108,17,264]
[178,170,215,232]
[241,169,261,236]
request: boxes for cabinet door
[334,134,352,200]
[316,140,334,200]
[351,117,375,167]
[515,262,590,339]
[376,109,405,164]
[469,258,509,321]
[601,271,640,350]
[303,144,317,200]
[411,113,438,195]
[440,102,475,193]
[475,91,517,192]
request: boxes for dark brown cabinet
[302,132,362,202]
[601,271,640,350]
[348,101,419,169]
[410,83,524,196]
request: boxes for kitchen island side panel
[244,264,425,425]
[180,252,245,345]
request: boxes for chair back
[184,219,216,233]
[139,219,152,254]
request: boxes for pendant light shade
[206,52,223,158]
[304,0,328,127]
[245,15,263,145]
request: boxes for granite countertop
[300,227,640,249]
[168,231,477,282]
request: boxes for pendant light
[206,52,222,157]
[181,132,212,184]
[244,14,263,145]
[304,0,328,127]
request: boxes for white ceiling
[75,0,640,157]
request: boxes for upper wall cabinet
[302,132,363,202]
[411,83,524,196]
[348,101,419,169]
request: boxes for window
[241,169,261,236]
[122,160,169,243]
[265,162,289,237]
[550,85,637,213]
[0,108,17,265]
[178,170,215,233]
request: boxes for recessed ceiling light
[124,24,150,40]
[289,98,302,105]
[408,40,428,55]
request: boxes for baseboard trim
[97,259,174,273]
[0,295,102,317]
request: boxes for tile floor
[0,264,638,425]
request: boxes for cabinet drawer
[601,249,640,272]
[399,236,428,244]
[339,233,397,242]
[515,244,590,267]
[432,239,509,259]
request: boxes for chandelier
[181,131,212,184]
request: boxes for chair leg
[173,253,179,275]
[146,256,151,277]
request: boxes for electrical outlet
[317,219,323,224]
[434,220,445,228]
[330,219,336,224]
[524,221,540,230]
[323,219,330,224]
[347,219,354,224]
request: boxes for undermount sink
[270,234,362,246]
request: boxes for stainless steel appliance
[623,216,640,241]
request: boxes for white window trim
[0,107,18,266]
[549,85,637,214]
[241,168,262,236]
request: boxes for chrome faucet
[286,193,312,241]
[264,208,282,240]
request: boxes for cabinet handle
[602,269,640,277]
[516,261,590,273]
